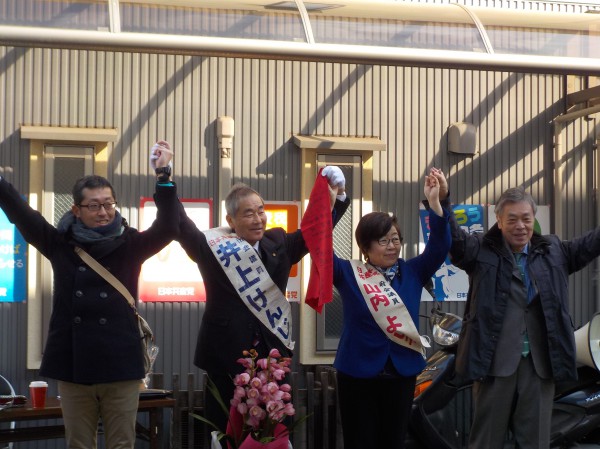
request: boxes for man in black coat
[0,141,178,449]
[178,167,349,433]
[432,168,600,449]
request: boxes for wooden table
[0,396,176,448]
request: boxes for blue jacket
[333,209,451,378]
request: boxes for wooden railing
[149,366,342,449]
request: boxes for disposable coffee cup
[29,381,48,408]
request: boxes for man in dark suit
[431,168,600,449]
[178,167,349,432]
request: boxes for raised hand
[321,166,345,195]
[424,173,443,217]
[429,167,448,200]
[150,140,174,170]
[424,174,440,202]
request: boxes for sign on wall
[264,201,301,302]
[0,210,26,302]
[419,204,484,302]
[139,198,212,302]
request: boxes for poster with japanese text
[139,199,211,302]
[0,209,26,302]
[419,204,484,301]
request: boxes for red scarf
[300,169,333,313]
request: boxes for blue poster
[419,204,484,301]
[0,211,27,302]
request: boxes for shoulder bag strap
[74,246,136,310]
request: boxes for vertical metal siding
[400,0,600,12]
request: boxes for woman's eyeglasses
[377,237,402,247]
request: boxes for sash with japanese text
[349,260,429,358]
[204,227,294,350]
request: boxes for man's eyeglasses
[78,202,117,212]
[377,237,402,247]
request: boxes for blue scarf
[371,262,399,282]
[57,210,125,243]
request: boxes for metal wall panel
[0,44,597,449]
[400,0,600,12]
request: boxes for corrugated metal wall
[399,0,600,12]
[0,43,597,448]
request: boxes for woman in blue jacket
[333,172,451,449]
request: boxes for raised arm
[424,173,443,217]
[135,140,180,260]
[429,167,480,272]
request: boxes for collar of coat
[483,223,551,257]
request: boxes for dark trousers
[337,371,416,449]
[204,373,235,436]
[468,356,554,449]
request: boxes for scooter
[406,305,600,449]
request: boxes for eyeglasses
[377,237,402,247]
[78,201,117,212]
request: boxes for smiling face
[226,193,267,245]
[496,200,535,252]
[364,227,402,269]
[72,187,117,229]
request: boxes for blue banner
[419,204,484,301]
[0,211,27,302]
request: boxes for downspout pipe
[217,116,235,226]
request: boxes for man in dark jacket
[431,168,600,449]
[177,166,349,433]
[0,141,178,449]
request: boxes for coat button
[73,316,82,324]
[75,290,84,298]
[78,266,86,272]
[99,318,107,325]
[99,292,108,299]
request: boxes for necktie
[514,252,530,357]
[515,252,526,280]
[514,252,534,301]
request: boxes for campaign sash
[203,227,294,350]
[349,260,429,358]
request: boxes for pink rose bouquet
[226,348,295,447]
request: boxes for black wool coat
[0,179,180,384]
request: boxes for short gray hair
[225,183,262,216]
[494,186,537,216]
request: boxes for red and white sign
[264,201,301,302]
[138,198,212,302]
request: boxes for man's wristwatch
[155,166,171,182]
